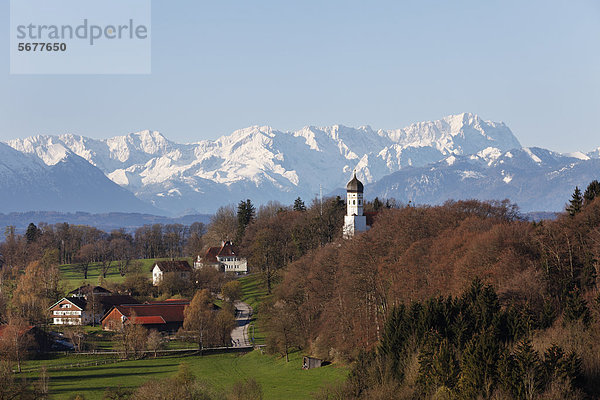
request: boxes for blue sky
[1,0,599,152]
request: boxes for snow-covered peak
[476,147,503,165]
[381,113,520,155]
[38,143,70,165]
[563,151,590,161]
[106,130,172,159]
[587,147,600,159]
[8,135,73,165]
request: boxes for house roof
[102,302,190,324]
[148,299,189,304]
[0,324,34,338]
[152,260,193,273]
[134,316,166,325]
[203,241,241,262]
[203,246,220,263]
[99,295,140,308]
[48,297,87,310]
[68,285,111,297]
[217,241,239,257]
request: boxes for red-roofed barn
[101,301,190,332]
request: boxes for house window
[353,200,356,205]
[61,304,71,308]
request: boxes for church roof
[346,172,364,193]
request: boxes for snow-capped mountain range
[2,113,598,214]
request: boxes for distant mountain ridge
[6,113,524,214]
[0,142,160,215]
[0,211,210,234]
[3,113,599,215]
[366,147,600,212]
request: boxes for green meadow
[238,274,270,345]
[58,259,155,292]
[25,350,346,400]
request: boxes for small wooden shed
[302,356,323,370]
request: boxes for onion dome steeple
[346,171,364,193]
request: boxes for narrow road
[231,300,253,347]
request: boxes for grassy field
[58,258,192,292]
[35,265,347,399]
[25,350,347,399]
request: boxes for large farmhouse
[101,300,191,333]
[152,260,193,286]
[49,286,139,325]
[194,241,248,274]
[48,297,91,325]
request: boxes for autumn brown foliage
[268,198,600,364]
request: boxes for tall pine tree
[583,180,600,206]
[564,287,591,326]
[236,199,255,244]
[566,187,583,216]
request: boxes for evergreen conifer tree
[513,340,543,400]
[372,197,383,211]
[25,222,39,243]
[583,180,600,206]
[379,305,410,381]
[566,187,583,216]
[292,197,306,212]
[564,287,591,326]
[236,199,255,243]
[460,329,500,399]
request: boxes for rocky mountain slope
[366,147,600,212]
[0,142,161,214]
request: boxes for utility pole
[319,184,323,216]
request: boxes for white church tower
[343,171,367,238]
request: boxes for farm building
[48,294,140,325]
[101,300,190,332]
[194,241,248,274]
[48,297,91,325]
[152,260,193,285]
[302,356,323,370]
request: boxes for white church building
[343,171,370,238]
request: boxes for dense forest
[256,182,600,399]
[1,179,600,399]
